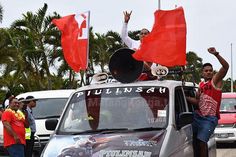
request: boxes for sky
[0,0,235,80]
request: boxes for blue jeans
[192,112,218,143]
[6,144,25,157]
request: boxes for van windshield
[59,86,169,133]
[220,98,236,113]
[33,98,68,119]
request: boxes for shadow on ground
[217,143,236,149]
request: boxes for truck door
[172,87,194,157]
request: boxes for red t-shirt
[197,80,222,119]
[1,109,26,147]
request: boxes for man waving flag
[52,11,90,72]
[132,7,186,67]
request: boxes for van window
[33,98,68,119]
[175,87,189,126]
[183,86,198,112]
[175,87,186,113]
[59,86,169,134]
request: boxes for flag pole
[231,43,233,92]
[158,0,161,10]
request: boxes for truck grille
[217,124,235,128]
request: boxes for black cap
[24,96,38,102]
[18,97,25,102]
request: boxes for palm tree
[91,31,123,73]
[106,31,123,53]
[186,51,203,83]
[10,3,61,90]
[0,27,39,92]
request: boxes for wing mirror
[45,118,58,131]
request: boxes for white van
[0,89,74,156]
[41,80,216,157]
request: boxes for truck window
[183,86,198,112]
[33,98,68,119]
[175,87,188,126]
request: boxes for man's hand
[208,47,219,56]
[13,135,21,144]
[123,11,132,23]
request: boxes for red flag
[132,7,186,67]
[52,11,90,72]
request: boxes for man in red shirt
[1,97,26,157]
[187,47,229,157]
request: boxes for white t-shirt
[4,99,9,108]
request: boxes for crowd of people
[0,94,37,157]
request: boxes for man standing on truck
[24,96,37,157]
[187,47,229,157]
[121,11,153,71]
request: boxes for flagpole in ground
[231,43,233,92]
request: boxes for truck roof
[222,92,236,98]
[76,79,196,92]
[16,89,75,99]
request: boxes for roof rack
[85,65,196,86]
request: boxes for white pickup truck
[41,79,216,157]
[41,48,216,157]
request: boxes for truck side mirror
[45,118,58,131]
[177,112,193,130]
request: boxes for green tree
[128,30,140,41]
[222,78,236,92]
[186,51,203,83]
[10,3,61,90]
[0,28,30,91]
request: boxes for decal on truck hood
[43,130,166,157]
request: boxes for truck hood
[218,113,236,124]
[42,130,166,157]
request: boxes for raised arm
[208,47,229,88]
[121,11,134,48]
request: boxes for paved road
[217,143,236,157]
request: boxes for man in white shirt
[121,11,152,72]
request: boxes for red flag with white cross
[52,11,90,72]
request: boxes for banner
[132,7,186,67]
[52,11,90,72]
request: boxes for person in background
[17,98,31,141]
[1,97,26,157]
[24,96,37,157]
[2,91,14,109]
[187,47,229,157]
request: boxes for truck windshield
[59,86,169,133]
[220,98,236,113]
